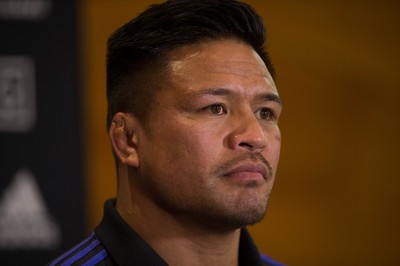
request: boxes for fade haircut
[106,0,275,129]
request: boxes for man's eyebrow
[189,88,231,97]
[187,88,283,105]
[257,92,283,105]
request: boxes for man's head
[107,0,282,231]
[106,0,275,127]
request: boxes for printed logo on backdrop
[0,0,51,21]
[0,169,61,249]
[0,56,36,132]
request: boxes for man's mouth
[223,163,268,181]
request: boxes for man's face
[135,39,282,231]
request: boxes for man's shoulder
[48,232,114,266]
[260,253,285,266]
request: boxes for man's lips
[223,163,268,180]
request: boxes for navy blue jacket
[49,199,283,266]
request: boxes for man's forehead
[167,40,272,79]
[205,61,269,78]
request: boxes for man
[50,0,283,265]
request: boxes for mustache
[212,153,273,179]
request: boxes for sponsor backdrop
[0,0,84,265]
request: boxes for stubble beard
[155,153,274,232]
[199,186,271,232]
[204,153,274,231]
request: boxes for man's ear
[109,112,140,167]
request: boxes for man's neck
[116,189,241,266]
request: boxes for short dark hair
[106,0,275,129]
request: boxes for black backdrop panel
[0,0,85,265]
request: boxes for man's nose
[226,112,267,151]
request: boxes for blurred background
[0,0,399,265]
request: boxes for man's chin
[202,204,268,232]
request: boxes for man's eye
[257,108,274,120]
[208,104,226,115]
